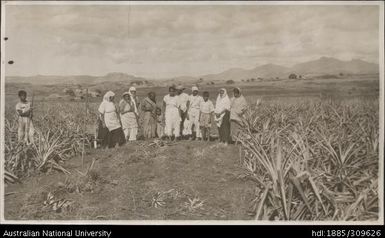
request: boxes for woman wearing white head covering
[119,92,138,141]
[214,88,231,145]
[141,91,157,139]
[230,87,248,142]
[98,91,125,148]
[128,87,139,116]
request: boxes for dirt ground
[4,140,256,220]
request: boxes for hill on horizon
[5,57,379,85]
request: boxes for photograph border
[0,0,384,225]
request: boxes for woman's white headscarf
[103,91,115,102]
[214,88,231,127]
[215,88,231,113]
[99,91,116,115]
[128,87,138,116]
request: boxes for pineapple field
[2,81,381,221]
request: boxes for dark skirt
[97,120,110,149]
[218,110,231,143]
[107,127,126,148]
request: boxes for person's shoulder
[98,101,106,111]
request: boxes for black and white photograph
[0,1,384,225]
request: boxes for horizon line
[4,56,379,79]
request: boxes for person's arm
[141,100,152,112]
[115,104,123,126]
[218,107,228,116]
[17,108,32,117]
[177,99,183,118]
[141,100,147,111]
[239,106,247,117]
[98,103,106,128]
[186,98,190,112]
[119,101,127,115]
[17,110,29,117]
[99,113,106,128]
[162,100,166,122]
[136,96,140,108]
[238,98,248,117]
[186,98,190,120]
[128,103,135,112]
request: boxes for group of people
[14,86,248,149]
[96,85,248,148]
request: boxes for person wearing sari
[155,107,164,138]
[128,86,140,117]
[141,92,157,139]
[119,92,138,141]
[214,88,231,145]
[230,87,248,142]
[98,91,125,148]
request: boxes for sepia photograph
[0,1,383,225]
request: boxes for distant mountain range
[5,57,379,85]
[5,72,148,86]
[198,57,378,82]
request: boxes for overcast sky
[3,4,380,78]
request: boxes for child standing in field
[199,91,215,141]
[16,90,35,144]
[155,107,164,139]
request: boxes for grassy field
[3,75,381,221]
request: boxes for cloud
[4,4,380,77]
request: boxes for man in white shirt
[185,86,203,140]
[163,86,181,141]
[176,85,189,139]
